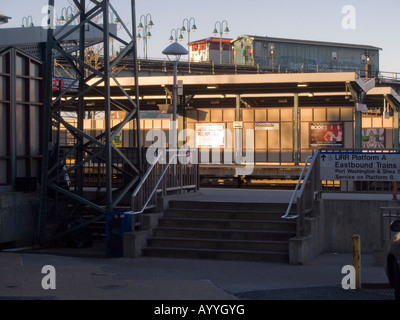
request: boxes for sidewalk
[0,250,393,300]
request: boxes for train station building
[1,18,400,262]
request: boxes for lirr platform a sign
[320,151,400,181]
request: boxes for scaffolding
[38,0,141,245]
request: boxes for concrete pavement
[0,188,396,302]
[0,249,394,301]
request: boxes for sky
[1,0,400,72]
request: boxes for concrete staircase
[141,200,297,263]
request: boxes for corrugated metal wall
[0,48,43,189]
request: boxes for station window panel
[29,105,40,155]
[162,119,170,130]
[255,130,267,149]
[16,55,28,76]
[223,109,235,122]
[15,104,27,156]
[16,159,27,177]
[383,117,393,129]
[268,130,280,148]
[281,151,293,162]
[0,77,4,101]
[255,150,267,163]
[281,109,293,121]
[314,109,326,122]
[300,122,310,149]
[372,117,382,128]
[0,53,10,74]
[29,61,40,77]
[281,123,293,149]
[268,109,280,122]
[30,79,40,103]
[268,150,280,162]
[0,161,6,184]
[0,103,7,156]
[16,78,28,102]
[327,108,340,121]
[341,108,354,121]
[386,129,393,148]
[242,109,254,122]
[301,109,313,121]
[153,119,162,129]
[254,109,267,122]
[362,117,372,128]
[344,122,354,148]
[211,109,223,122]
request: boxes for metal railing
[282,156,313,220]
[283,150,321,237]
[125,149,199,225]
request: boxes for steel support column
[385,94,400,148]
[394,109,399,148]
[38,0,141,245]
[294,93,299,166]
[235,94,242,164]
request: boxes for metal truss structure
[38,0,141,245]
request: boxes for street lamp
[181,17,197,63]
[21,16,34,27]
[137,13,154,59]
[169,28,184,43]
[212,20,230,64]
[162,42,188,151]
[60,6,74,24]
[110,12,120,25]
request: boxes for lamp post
[270,45,275,72]
[162,42,188,152]
[110,12,120,25]
[213,20,230,64]
[60,6,74,24]
[181,18,197,63]
[137,13,154,59]
[21,16,34,27]
[109,12,120,56]
[169,28,184,43]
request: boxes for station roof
[189,37,233,46]
[82,72,390,110]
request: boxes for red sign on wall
[310,122,344,148]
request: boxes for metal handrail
[282,156,313,220]
[125,150,189,216]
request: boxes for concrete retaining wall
[0,192,39,247]
[317,198,400,254]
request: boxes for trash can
[106,210,132,258]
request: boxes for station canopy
[76,72,400,112]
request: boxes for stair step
[168,200,291,212]
[158,218,296,232]
[142,247,289,263]
[164,208,290,221]
[147,237,289,252]
[153,227,296,241]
